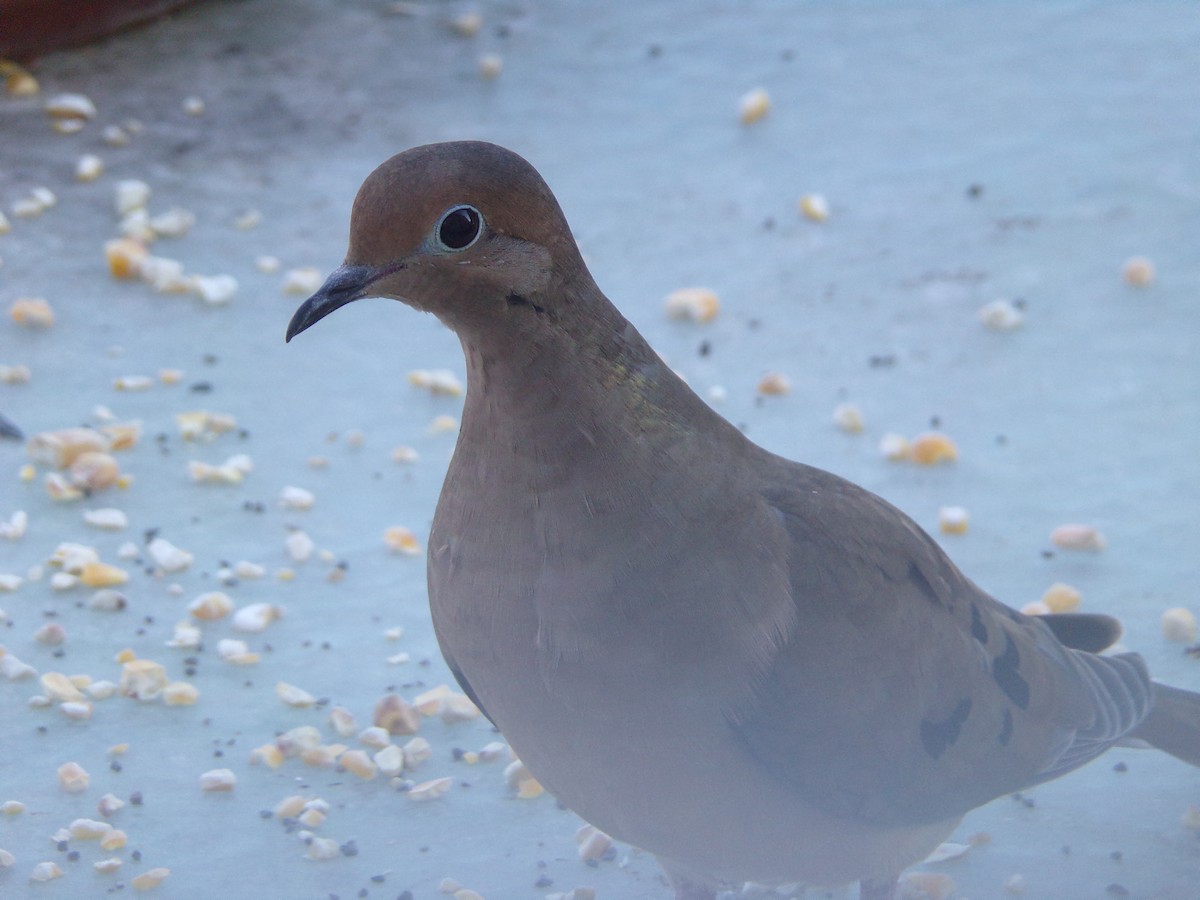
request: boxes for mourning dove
[286,141,1200,900]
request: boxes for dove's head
[285,141,587,342]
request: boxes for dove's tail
[1132,682,1200,767]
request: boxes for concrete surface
[1,1,1198,898]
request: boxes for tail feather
[1132,682,1200,767]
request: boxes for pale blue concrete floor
[1,2,1198,898]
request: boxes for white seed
[148,206,195,238]
[306,837,340,860]
[391,445,419,464]
[358,726,391,749]
[374,744,404,776]
[0,574,22,591]
[477,741,508,762]
[1,801,25,815]
[182,95,206,115]
[216,638,258,665]
[75,154,104,182]
[277,681,317,708]
[407,776,453,801]
[799,193,829,222]
[386,652,411,665]
[575,824,613,861]
[57,762,90,793]
[978,298,1024,331]
[114,374,154,392]
[880,433,911,461]
[479,54,503,79]
[50,571,79,590]
[41,672,84,702]
[97,793,125,817]
[94,857,123,873]
[450,11,482,36]
[233,602,281,632]
[664,287,720,324]
[166,621,202,650]
[87,680,118,700]
[832,402,864,434]
[192,274,238,305]
[1,651,36,680]
[69,818,113,840]
[937,506,970,535]
[82,508,127,531]
[1050,524,1106,552]
[280,530,315,565]
[114,179,151,215]
[147,536,193,572]
[282,267,323,294]
[60,700,94,720]
[237,210,264,231]
[428,414,458,434]
[328,706,357,738]
[117,541,140,560]
[1162,607,1197,642]
[34,623,66,645]
[29,861,64,882]
[45,93,96,119]
[739,86,771,124]
[131,866,170,890]
[279,485,315,510]
[199,768,236,792]
[233,560,265,579]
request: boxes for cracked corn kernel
[1162,607,1197,642]
[199,769,236,792]
[279,485,315,510]
[937,506,969,535]
[358,726,391,749]
[401,737,432,768]
[909,432,958,465]
[75,154,104,181]
[42,672,84,702]
[0,849,12,867]
[799,194,829,222]
[57,762,89,792]
[504,759,543,797]
[250,744,284,768]
[45,93,95,119]
[479,54,503,79]
[80,561,129,588]
[450,11,482,36]
[298,808,325,827]
[898,872,956,900]
[97,793,125,816]
[1122,256,1155,287]
[1049,523,1106,552]
[182,95,205,115]
[340,750,378,780]
[2,59,39,95]
[188,591,233,620]
[575,824,613,861]
[328,706,357,738]
[99,829,127,850]
[1041,582,1082,613]
[120,659,168,700]
[281,267,322,294]
[832,402,864,434]
[1,801,24,815]
[233,602,281,632]
[664,288,721,324]
[105,238,149,279]
[286,530,315,562]
[374,694,420,734]
[274,795,307,818]
[374,745,404,777]
[69,451,120,491]
[147,537,193,572]
[28,427,109,468]
[162,681,199,705]
[408,369,464,396]
[757,372,790,396]
[131,866,170,890]
[384,526,421,555]
[10,298,54,328]
[738,87,770,124]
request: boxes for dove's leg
[859,877,897,900]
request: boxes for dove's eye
[435,205,483,251]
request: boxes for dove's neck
[453,277,740,486]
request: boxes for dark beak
[285,264,379,342]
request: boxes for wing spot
[920,697,973,759]
[993,632,1031,709]
[998,707,1014,746]
[970,603,989,644]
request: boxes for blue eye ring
[436,204,483,251]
